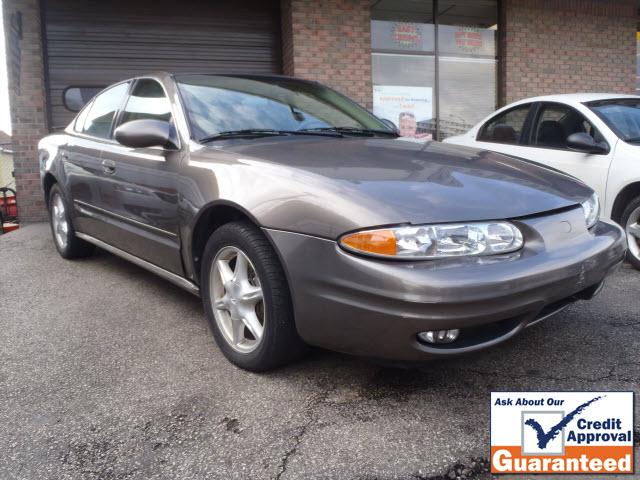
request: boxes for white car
[444,93,640,269]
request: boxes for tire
[201,221,306,371]
[620,195,640,270]
[48,184,94,259]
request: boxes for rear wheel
[201,221,306,371]
[621,196,640,270]
[48,184,94,259]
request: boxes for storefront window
[371,0,497,141]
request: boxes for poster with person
[372,85,433,142]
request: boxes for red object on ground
[0,194,17,218]
[2,222,19,233]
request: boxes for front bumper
[265,207,626,362]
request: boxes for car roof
[509,92,640,106]
[458,92,640,135]
[132,71,312,84]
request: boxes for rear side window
[477,104,531,144]
[73,100,93,132]
[119,79,172,126]
[79,82,130,139]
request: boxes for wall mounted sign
[371,21,435,53]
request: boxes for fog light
[418,329,460,344]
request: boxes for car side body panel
[604,140,640,219]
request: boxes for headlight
[581,192,600,229]
[339,222,524,259]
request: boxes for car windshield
[175,74,393,142]
[586,99,640,143]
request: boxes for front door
[474,102,613,202]
[97,79,184,274]
[513,102,613,201]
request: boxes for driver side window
[531,103,603,149]
[78,82,130,139]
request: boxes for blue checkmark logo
[524,396,604,449]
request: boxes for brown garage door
[43,0,282,129]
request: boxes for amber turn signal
[340,229,397,256]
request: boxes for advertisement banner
[491,392,634,474]
[372,85,433,141]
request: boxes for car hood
[196,137,592,236]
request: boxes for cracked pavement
[0,224,638,479]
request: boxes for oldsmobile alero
[38,73,627,371]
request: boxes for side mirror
[566,132,608,154]
[380,118,399,134]
[114,119,177,149]
[63,86,104,112]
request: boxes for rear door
[474,103,535,158]
[64,81,130,237]
[97,78,184,275]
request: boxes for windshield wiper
[200,129,289,143]
[200,128,343,143]
[299,126,399,137]
[624,136,640,143]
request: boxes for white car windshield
[587,99,640,143]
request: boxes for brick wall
[2,0,49,222]
[281,0,373,109]
[501,0,637,104]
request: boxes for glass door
[371,0,498,141]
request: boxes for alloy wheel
[210,246,265,353]
[626,206,640,263]
[51,193,69,250]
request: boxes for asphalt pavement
[0,224,638,480]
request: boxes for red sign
[393,23,421,48]
[455,28,483,51]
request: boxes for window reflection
[176,75,387,140]
[120,79,172,125]
[81,82,129,139]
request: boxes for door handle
[102,159,116,174]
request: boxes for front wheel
[621,196,640,270]
[48,184,94,259]
[201,221,306,371]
